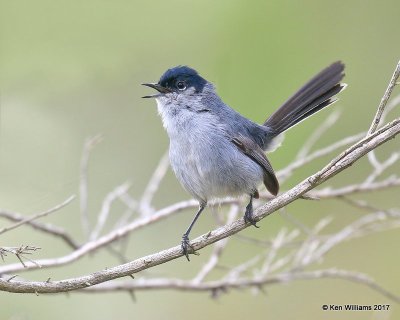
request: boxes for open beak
[141,83,172,98]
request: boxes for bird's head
[142,66,209,101]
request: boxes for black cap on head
[158,66,207,92]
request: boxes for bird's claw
[181,234,196,261]
[244,203,259,228]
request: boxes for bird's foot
[244,202,259,228]
[181,234,196,261]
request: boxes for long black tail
[264,61,346,135]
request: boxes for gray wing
[231,135,279,196]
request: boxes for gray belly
[169,132,264,203]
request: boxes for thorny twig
[0,246,41,268]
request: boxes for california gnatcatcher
[142,62,345,260]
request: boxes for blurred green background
[1,0,399,319]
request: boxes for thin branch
[221,255,261,281]
[307,211,394,266]
[338,196,387,213]
[0,199,224,274]
[379,94,400,125]
[113,192,138,229]
[90,182,131,241]
[296,110,341,160]
[365,151,399,184]
[139,151,170,216]
[307,176,400,199]
[277,132,365,182]
[368,60,400,135]
[79,134,103,237]
[0,196,76,236]
[313,119,399,182]
[80,269,400,303]
[257,228,289,276]
[0,211,79,249]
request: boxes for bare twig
[379,94,400,125]
[365,151,399,184]
[277,132,365,182]
[80,134,103,237]
[80,269,400,303]
[90,182,131,241]
[368,60,400,135]
[307,176,400,199]
[113,192,138,228]
[0,199,221,274]
[139,151,170,216]
[0,211,79,249]
[296,110,341,160]
[0,195,76,236]
[222,255,261,281]
[2,268,398,303]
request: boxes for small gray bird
[142,62,345,260]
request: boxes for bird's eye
[176,81,187,91]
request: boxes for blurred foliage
[0,0,399,319]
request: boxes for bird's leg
[181,203,206,261]
[244,191,259,228]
